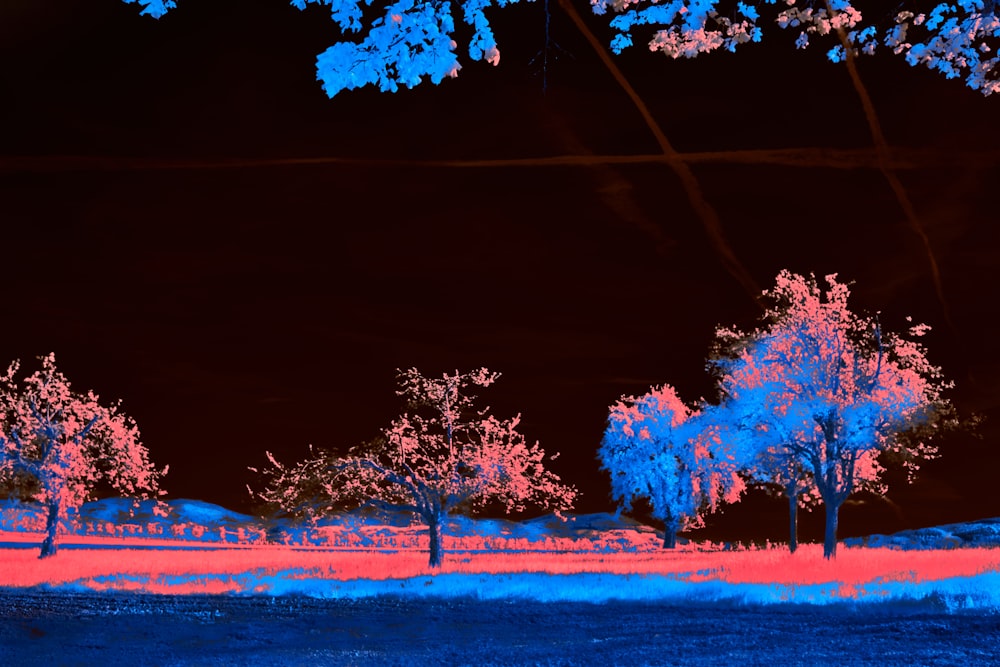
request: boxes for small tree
[711,271,951,558]
[251,367,576,567]
[0,353,167,558]
[598,385,743,548]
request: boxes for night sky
[2,0,999,543]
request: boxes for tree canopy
[711,271,951,557]
[0,353,167,557]
[250,367,576,566]
[121,0,1000,96]
[598,384,744,548]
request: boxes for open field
[4,534,1000,609]
[6,502,1000,664]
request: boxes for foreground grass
[3,539,1000,609]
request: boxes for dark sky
[2,0,999,542]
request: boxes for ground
[3,591,1000,666]
[4,500,1000,664]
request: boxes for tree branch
[331,457,428,514]
[359,497,421,517]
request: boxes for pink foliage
[713,271,953,556]
[251,368,576,566]
[0,353,166,553]
[720,272,946,479]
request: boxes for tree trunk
[427,511,443,568]
[787,486,799,554]
[661,514,678,549]
[823,500,840,559]
[662,530,676,549]
[39,500,60,559]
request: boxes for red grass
[3,534,999,597]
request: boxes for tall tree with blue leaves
[685,400,820,553]
[599,384,744,548]
[711,271,954,558]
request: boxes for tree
[122,0,1000,96]
[704,393,845,553]
[0,353,167,558]
[710,271,951,558]
[250,367,576,567]
[598,384,743,548]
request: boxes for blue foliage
[296,0,470,95]
[120,0,520,96]
[593,1,1000,95]
[598,386,741,539]
[609,4,685,34]
[291,0,373,33]
[709,276,944,556]
[298,0,519,95]
[610,33,634,53]
[737,2,759,21]
[118,1,1000,95]
[312,0,463,94]
[717,320,915,470]
[119,0,177,18]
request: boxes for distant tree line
[1,272,962,564]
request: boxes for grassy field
[4,532,1000,608]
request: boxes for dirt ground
[2,590,999,666]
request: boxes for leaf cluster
[0,353,166,513]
